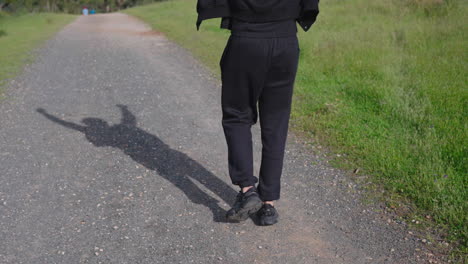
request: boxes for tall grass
[0,13,75,91]
[125,0,467,257]
[294,0,467,246]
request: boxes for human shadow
[36,104,238,222]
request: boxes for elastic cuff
[258,191,280,201]
[196,6,230,30]
[197,6,230,21]
[302,0,319,12]
[234,176,258,189]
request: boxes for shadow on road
[36,104,237,222]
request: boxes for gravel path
[0,13,434,263]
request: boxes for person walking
[197,0,319,225]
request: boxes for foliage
[0,13,75,90]
[0,0,167,14]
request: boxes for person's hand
[36,108,46,114]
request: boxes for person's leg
[257,35,300,205]
[221,35,271,221]
[220,36,270,190]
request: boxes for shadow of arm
[36,108,86,133]
[116,104,136,127]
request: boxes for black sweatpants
[220,19,300,201]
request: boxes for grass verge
[0,12,76,96]
[124,0,467,261]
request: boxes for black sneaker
[257,204,279,226]
[226,187,263,222]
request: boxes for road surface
[0,13,434,263]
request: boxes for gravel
[0,13,436,263]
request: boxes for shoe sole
[226,200,263,222]
[258,217,278,226]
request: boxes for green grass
[124,0,467,259]
[0,12,76,94]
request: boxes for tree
[1,0,167,13]
[0,0,14,11]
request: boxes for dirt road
[0,13,432,263]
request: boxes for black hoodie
[196,0,319,32]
